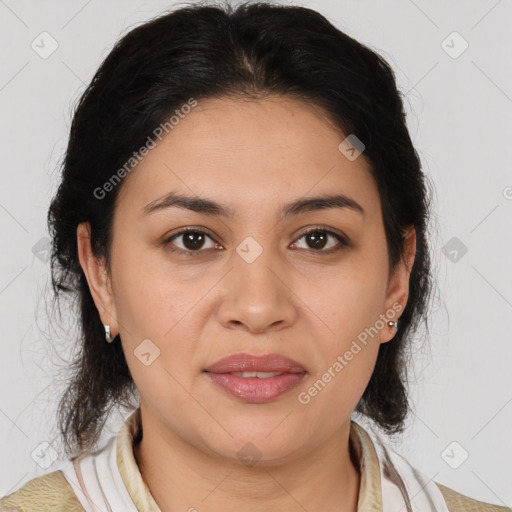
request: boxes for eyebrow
[141,191,365,220]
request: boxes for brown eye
[305,231,328,250]
[181,231,207,250]
[163,226,348,257]
[292,228,348,252]
[164,229,219,255]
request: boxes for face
[78,95,415,464]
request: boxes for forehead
[116,95,380,221]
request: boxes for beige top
[1,408,510,511]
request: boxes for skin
[77,95,416,512]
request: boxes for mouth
[203,352,307,403]
[230,371,286,378]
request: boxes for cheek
[110,239,185,335]
[295,335,379,441]
[304,259,389,344]
[296,250,388,411]
[111,244,205,375]
[298,281,382,421]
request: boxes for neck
[132,408,361,512]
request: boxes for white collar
[58,409,449,512]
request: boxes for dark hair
[48,0,436,457]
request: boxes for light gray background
[1,0,511,505]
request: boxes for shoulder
[436,482,512,512]
[0,470,84,511]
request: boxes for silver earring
[104,324,114,343]
[387,320,398,329]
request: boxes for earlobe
[380,320,399,344]
[76,222,118,335]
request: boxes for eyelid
[293,226,349,251]
[163,225,349,255]
[162,226,220,255]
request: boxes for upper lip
[204,353,306,374]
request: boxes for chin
[196,421,308,466]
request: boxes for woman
[1,1,509,511]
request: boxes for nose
[216,247,298,335]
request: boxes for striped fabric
[1,408,510,511]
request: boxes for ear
[380,225,416,344]
[76,222,119,337]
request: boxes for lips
[204,353,307,403]
[204,352,306,374]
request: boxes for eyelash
[162,226,349,257]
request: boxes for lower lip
[205,372,306,403]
